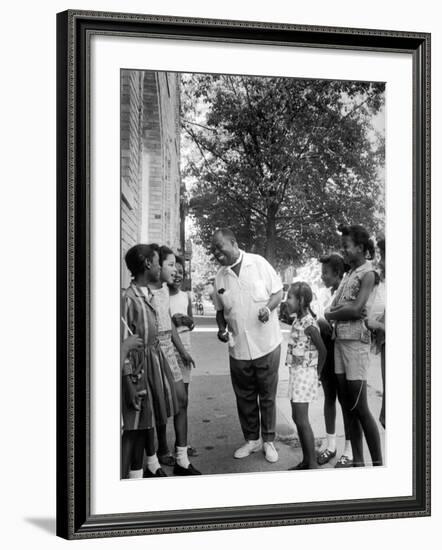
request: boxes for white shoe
[263,441,279,463]
[233,439,262,459]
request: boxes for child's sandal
[317,448,337,465]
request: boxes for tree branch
[182,119,218,132]
[184,126,230,166]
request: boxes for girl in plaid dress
[285,282,326,470]
[122,244,179,479]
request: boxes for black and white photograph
[2,0,438,547]
[52,5,430,541]
[120,69,386,479]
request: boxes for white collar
[229,249,244,269]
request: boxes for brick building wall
[121,71,143,255]
[121,70,182,288]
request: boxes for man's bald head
[213,228,237,243]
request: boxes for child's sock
[343,439,353,459]
[175,445,190,469]
[326,433,336,452]
[146,454,161,475]
[128,468,143,479]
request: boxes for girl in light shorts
[325,224,383,467]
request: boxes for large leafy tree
[181,74,385,267]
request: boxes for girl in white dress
[168,256,198,456]
[169,257,195,385]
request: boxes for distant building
[121,70,184,288]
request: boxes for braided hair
[288,281,317,319]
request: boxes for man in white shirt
[211,229,283,463]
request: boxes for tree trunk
[264,204,278,266]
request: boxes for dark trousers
[229,345,281,442]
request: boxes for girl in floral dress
[285,282,326,470]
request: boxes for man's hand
[217,329,229,343]
[258,307,270,323]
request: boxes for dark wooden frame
[56,9,431,540]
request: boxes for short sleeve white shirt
[213,251,283,360]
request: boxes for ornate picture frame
[56,10,430,539]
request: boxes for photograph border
[56,9,431,539]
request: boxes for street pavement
[161,314,385,476]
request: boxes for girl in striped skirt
[149,246,201,476]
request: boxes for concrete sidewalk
[161,319,385,476]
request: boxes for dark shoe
[143,467,167,478]
[334,455,353,468]
[158,453,176,467]
[288,461,308,470]
[173,463,202,476]
[317,448,337,465]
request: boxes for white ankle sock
[326,433,336,452]
[128,468,143,479]
[343,440,353,459]
[146,454,161,475]
[176,445,190,468]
